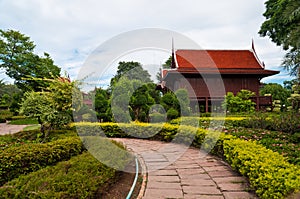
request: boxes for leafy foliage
[227,112,300,134]
[110,61,151,89]
[167,108,179,120]
[222,90,256,113]
[19,78,75,136]
[108,62,160,122]
[161,92,179,112]
[260,83,291,107]
[0,137,84,185]
[224,138,300,199]
[94,88,110,121]
[0,83,22,112]
[0,152,116,199]
[287,83,300,111]
[259,0,300,77]
[0,29,61,91]
[0,110,13,123]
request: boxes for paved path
[0,123,28,135]
[113,138,258,199]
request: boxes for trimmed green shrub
[0,110,13,122]
[223,138,300,199]
[0,152,117,199]
[0,137,84,185]
[0,117,5,123]
[73,122,228,155]
[170,116,247,129]
[10,116,27,120]
[149,112,166,123]
[223,126,300,165]
[0,130,78,150]
[167,108,179,120]
[73,122,204,141]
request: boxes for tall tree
[260,83,291,106]
[0,29,61,91]
[109,61,160,122]
[110,61,151,89]
[130,83,155,121]
[0,82,23,113]
[259,0,300,77]
[94,88,110,121]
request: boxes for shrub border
[0,137,84,185]
[73,122,300,198]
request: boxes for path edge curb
[136,153,147,199]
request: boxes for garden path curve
[0,123,28,135]
[113,138,258,199]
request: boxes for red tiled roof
[167,68,278,75]
[161,49,279,77]
[162,69,168,77]
[175,49,265,69]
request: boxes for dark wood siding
[166,74,261,98]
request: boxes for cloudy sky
[0,0,292,86]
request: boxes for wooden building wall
[165,74,260,98]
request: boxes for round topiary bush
[149,112,166,123]
[167,108,179,120]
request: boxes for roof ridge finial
[251,38,256,53]
[171,38,176,69]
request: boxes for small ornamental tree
[222,90,256,113]
[288,84,300,112]
[20,77,75,139]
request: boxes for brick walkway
[113,138,258,199]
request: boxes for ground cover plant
[171,115,300,165]
[223,126,300,165]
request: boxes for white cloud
[0,0,291,85]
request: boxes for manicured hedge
[0,152,116,199]
[73,122,300,198]
[0,130,78,150]
[169,116,247,129]
[0,117,6,123]
[73,122,209,145]
[10,116,27,120]
[0,137,84,185]
[0,110,13,122]
[223,138,300,199]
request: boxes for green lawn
[8,118,38,125]
[22,124,40,131]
